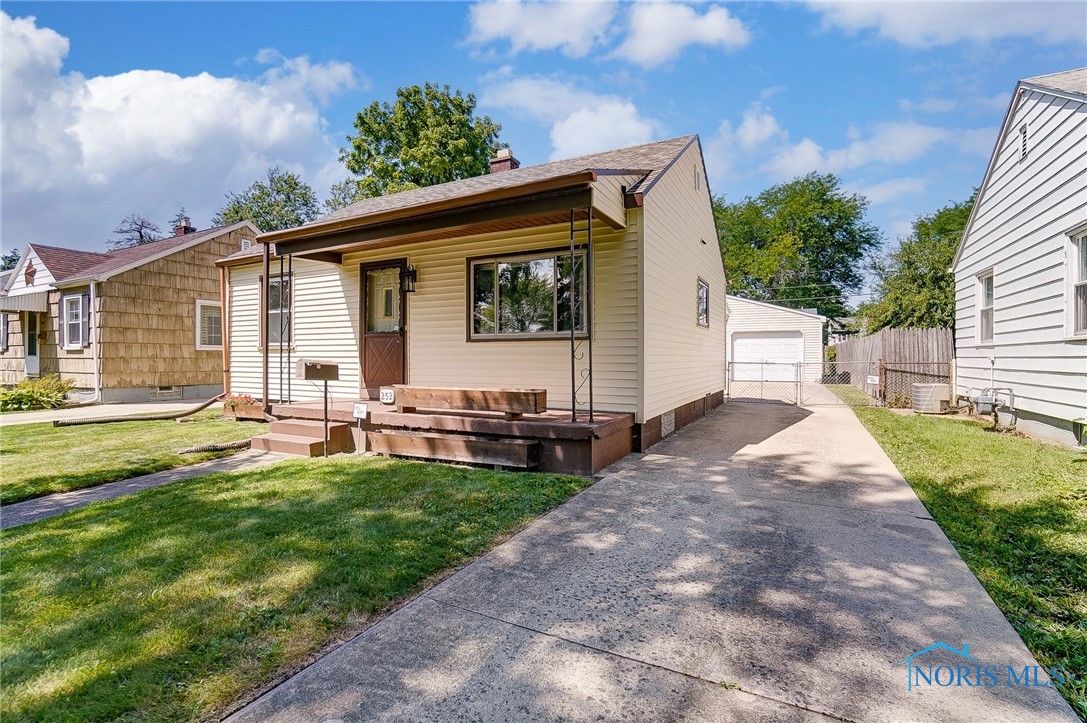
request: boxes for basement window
[470,250,586,339]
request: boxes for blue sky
[3,2,1085,274]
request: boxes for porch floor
[267,399,636,475]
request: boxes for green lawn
[0,412,266,505]
[854,408,1086,718]
[0,456,590,721]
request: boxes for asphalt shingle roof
[311,135,697,228]
[29,225,233,283]
[1023,67,1087,97]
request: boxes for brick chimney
[488,148,520,174]
[174,217,196,235]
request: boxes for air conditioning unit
[913,383,952,414]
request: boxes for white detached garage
[726,296,825,382]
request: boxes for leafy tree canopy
[1,248,21,271]
[340,82,503,198]
[108,214,163,250]
[857,195,975,332]
[212,167,321,232]
[714,172,880,319]
[324,178,365,213]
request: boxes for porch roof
[0,291,49,312]
[240,135,697,263]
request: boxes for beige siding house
[952,68,1087,446]
[1,220,258,401]
[220,136,726,462]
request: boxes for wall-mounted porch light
[402,265,417,293]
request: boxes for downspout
[262,241,271,414]
[219,265,231,395]
[89,280,101,401]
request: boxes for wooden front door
[361,263,405,398]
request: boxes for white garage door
[732,331,803,380]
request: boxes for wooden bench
[388,386,546,421]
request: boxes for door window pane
[26,313,38,356]
[366,267,400,333]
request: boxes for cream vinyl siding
[591,174,638,229]
[953,85,1087,426]
[228,218,641,413]
[641,141,727,419]
[725,296,824,382]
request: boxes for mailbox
[296,359,340,381]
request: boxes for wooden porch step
[269,418,354,447]
[367,430,539,469]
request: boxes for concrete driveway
[228,402,1077,722]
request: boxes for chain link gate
[727,361,952,407]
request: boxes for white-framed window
[268,274,292,346]
[62,294,84,349]
[469,249,586,339]
[1073,234,1087,336]
[697,278,710,327]
[195,299,223,350]
[977,271,994,344]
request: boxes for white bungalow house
[952,67,1087,446]
[218,136,727,472]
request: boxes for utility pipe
[89,280,101,402]
[53,392,225,426]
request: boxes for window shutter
[82,294,91,347]
[58,302,65,348]
[1,314,8,352]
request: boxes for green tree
[324,178,364,213]
[714,173,880,319]
[1,248,21,271]
[212,167,320,232]
[340,83,503,198]
[170,207,189,229]
[107,214,163,250]
[858,195,975,331]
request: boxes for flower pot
[224,404,265,421]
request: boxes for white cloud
[611,3,750,68]
[898,92,1011,115]
[466,0,618,58]
[808,1,1086,47]
[760,121,992,180]
[704,102,787,180]
[848,177,928,206]
[1,12,359,249]
[480,73,659,160]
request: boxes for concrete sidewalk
[228,403,1077,723]
[0,400,223,427]
[1,449,284,529]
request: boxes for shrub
[0,377,76,411]
[223,393,257,408]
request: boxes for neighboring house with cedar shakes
[0,219,259,402]
[217,136,726,470]
[952,67,1087,446]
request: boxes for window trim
[697,277,710,328]
[195,299,223,351]
[466,247,588,342]
[1072,234,1087,337]
[266,273,293,348]
[977,270,994,344]
[62,294,84,350]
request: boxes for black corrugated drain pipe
[52,393,227,427]
[178,439,252,454]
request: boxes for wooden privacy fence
[831,328,953,407]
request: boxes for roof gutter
[256,171,598,245]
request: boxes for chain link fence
[728,360,952,407]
